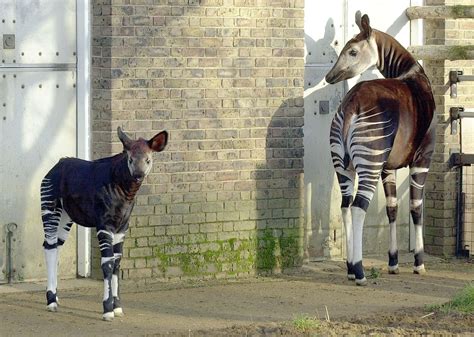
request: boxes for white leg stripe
[386,197,397,207]
[113,233,125,245]
[111,274,118,298]
[352,206,365,263]
[44,248,58,292]
[410,167,429,174]
[103,279,110,301]
[389,221,397,254]
[342,208,353,264]
[410,199,423,209]
[415,225,424,254]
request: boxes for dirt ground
[1,254,472,336]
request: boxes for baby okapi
[41,127,168,320]
[325,13,435,285]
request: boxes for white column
[76,0,91,277]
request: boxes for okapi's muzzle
[132,172,145,183]
[325,68,348,85]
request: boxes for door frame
[76,0,91,278]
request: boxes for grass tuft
[292,314,320,332]
[429,283,474,314]
[367,267,381,279]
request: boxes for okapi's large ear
[148,131,168,152]
[117,127,133,150]
[359,14,372,40]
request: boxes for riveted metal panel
[0,0,77,283]
[0,0,76,65]
[0,70,77,282]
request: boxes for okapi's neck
[374,30,421,79]
[112,153,141,202]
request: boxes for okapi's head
[117,127,168,183]
[325,12,378,84]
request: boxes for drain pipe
[6,223,17,283]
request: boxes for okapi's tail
[330,108,350,171]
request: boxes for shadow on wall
[256,97,305,273]
[303,18,345,259]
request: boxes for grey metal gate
[0,0,77,283]
[449,71,474,256]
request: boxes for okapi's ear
[117,127,133,150]
[359,14,372,40]
[148,131,168,152]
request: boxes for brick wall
[91,0,305,280]
[423,0,474,256]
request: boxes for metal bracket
[450,106,474,135]
[450,152,474,167]
[450,106,463,134]
[449,70,474,98]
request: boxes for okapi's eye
[146,158,151,165]
[128,157,133,165]
[349,49,358,57]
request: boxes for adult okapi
[325,12,435,285]
[41,127,168,320]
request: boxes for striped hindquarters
[330,107,398,208]
[41,176,73,249]
[41,178,62,247]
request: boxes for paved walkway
[0,254,471,337]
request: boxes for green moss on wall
[147,235,264,277]
[451,5,473,18]
[256,228,303,273]
[449,45,474,60]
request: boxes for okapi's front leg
[112,232,125,317]
[97,229,115,321]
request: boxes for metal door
[304,0,421,259]
[0,0,77,282]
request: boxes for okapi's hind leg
[331,109,357,280]
[409,166,429,274]
[41,178,74,312]
[351,158,387,286]
[335,169,356,280]
[409,120,435,275]
[381,169,399,274]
